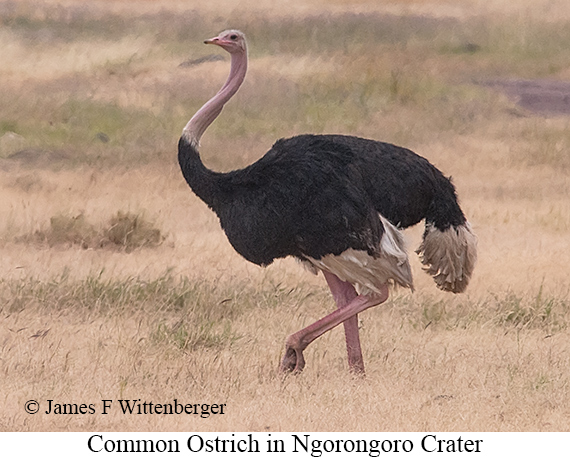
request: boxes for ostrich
[178,30,477,374]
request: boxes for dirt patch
[483,79,570,116]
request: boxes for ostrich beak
[204,36,220,45]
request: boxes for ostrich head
[204,29,247,55]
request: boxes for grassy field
[1,0,570,431]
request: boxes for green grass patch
[491,288,569,332]
[3,271,568,347]
[393,288,569,334]
[0,273,308,352]
[152,320,237,352]
[0,94,178,166]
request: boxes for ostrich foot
[280,346,306,374]
[346,340,365,375]
[280,335,307,373]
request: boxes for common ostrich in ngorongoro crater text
[177,30,477,375]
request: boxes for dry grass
[1,0,570,432]
[15,211,163,251]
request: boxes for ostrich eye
[230,34,238,40]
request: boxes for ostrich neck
[179,48,247,210]
[182,50,248,146]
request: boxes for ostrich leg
[280,273,389,374]
[322,271,365,374]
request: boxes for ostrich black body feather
[178,133,466,267]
